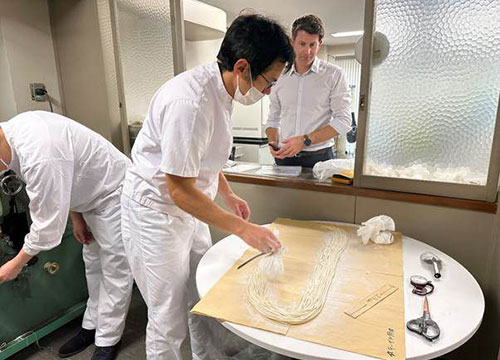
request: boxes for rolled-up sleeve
[265,87,282,130]
[328,69,352,136]
[22,160,73,256]
[159,99,211,178]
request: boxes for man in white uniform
[121,14,294,360]
[266,14,352,167]
[0,111,133,360]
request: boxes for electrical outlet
[30,83,46,101]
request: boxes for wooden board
[344,284,399,319]
[192,219,405,360]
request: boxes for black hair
[217,13,295,79]
[292,14,324,41]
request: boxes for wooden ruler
[344,284,398,319]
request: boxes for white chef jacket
[1,111,131,256]
[123,62,233,217]
[266,57,352,152]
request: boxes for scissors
[406,296,440,341]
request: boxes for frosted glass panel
[364,0,500,185]
[114,0,175,124]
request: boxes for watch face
[304,138,312,146]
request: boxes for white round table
[196,222,484,360]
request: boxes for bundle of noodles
[247,227,347,325]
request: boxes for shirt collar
[210,62,233,110]
[289,57,320,76]
[310,57,320,73]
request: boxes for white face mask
[234,65,265,106]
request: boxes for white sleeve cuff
[22,243,40,256]
[329,115,352,136]
[265,119,281,130]
[22,232,62,256]
[159,166,199,178]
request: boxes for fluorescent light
[331,30,364,38]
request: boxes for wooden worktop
[223,167,497,214]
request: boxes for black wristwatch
[303,134,312,147]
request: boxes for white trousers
[81,202,134,347]
[121,194,225,360]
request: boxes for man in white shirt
[266,14,352,167]
[121,14,294,360]
[0,111,133,360]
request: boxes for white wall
[486,193,500,359]
[317,45,327,61]
[49,0,125,150]
[327,44,356,58]
[0,0,63,120]
[185,38,222,70]
[0,23,16,121]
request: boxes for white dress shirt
[266,57,351,152]
[1,111,131,256]
[123,62,234,217]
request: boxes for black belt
[295,147,332,157]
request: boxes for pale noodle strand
[258,247,287,279]
[246,228,348,325]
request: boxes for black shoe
[58,328,95,358]
[91,342,121,360]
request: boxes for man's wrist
[231,216,248,237]
[303,134,312,147]
[70,212,82,222]
[220,190,235,200]
[14,250,32,268]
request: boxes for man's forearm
[308,125,338,145]
[0,248,33,283]
[266,127,279,144]
[13,248,33,268]
[218,172,234,198]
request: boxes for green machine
[0,178,88,359]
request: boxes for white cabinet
[232,143,274,165]
[231,96,270,140]
[183,0,226,41]
[183,0,226,71]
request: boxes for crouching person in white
[120,14,294,360]
[0,111,133,360]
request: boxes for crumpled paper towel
[312,159,354,181]
[357,215,395,245]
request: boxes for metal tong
[420,252,442,279]
[406,296,440,341]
